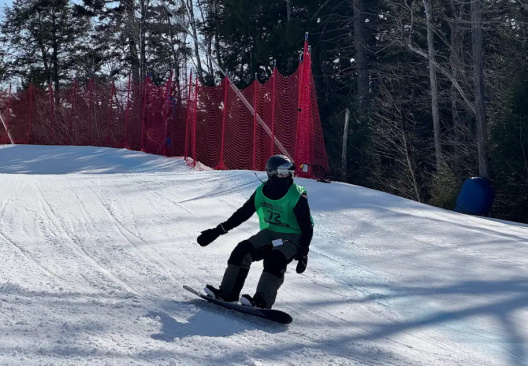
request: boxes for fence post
[295,34,314,177]
[295,33,309,166]
[184,71,193,159]
[252,73,258,170]
[191,76,199,167]
[27,84,33,144]
[141,77,148,151]
[107,82,115,146]
[6,84,11,143]
[162,72,172,156]
[68,80,77,145]
[341,108,350,181]
[270,61,277,157]
[124,74,131,149]
[215,77,229,170]
[88,79,93,146]
[48,82,54,144]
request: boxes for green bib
[254,182,313,234]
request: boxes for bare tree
[448,0,465,177]
[423,0,442,169]
[122,0,140,84]
[138,0,151,83]
[165,4,189,85]
[370,68,425,202]
[402,1,475,114]
[184,0,205,83]
[353,0,369,127]
[197,0,215,78]
[470,0,489,177]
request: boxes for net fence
[0,43,328,178]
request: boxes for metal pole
[341,108,350,181]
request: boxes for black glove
[296,255,308,274]
[295,247,309,274]
[197,224,226,246]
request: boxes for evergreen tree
[489,70,528,223]
[1,0,91,90]
[202,0,309,86]
[487,1,528,222]
[75,0,192,85]
[301,0,380,183]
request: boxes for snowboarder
[197,154,314,309]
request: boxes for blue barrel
[454,177,495,216]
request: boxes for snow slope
[1,145,528,366]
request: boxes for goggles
[270,163,295,178]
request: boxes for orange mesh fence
[0,43,328,178]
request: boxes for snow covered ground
[1,145,528,366]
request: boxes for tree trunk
[449,0,464,177]
[212,0,223,72]
[423,0,441,169]
[285,0,292,21]
[138,0,150,83]
[285,0,296,73]
[186,0,204,84]
[123,0,140,85]
[402,120,422,202]
[51,10,60,94]
[166,9,181,83]
[353,0,368,126]
[471,0,489,178]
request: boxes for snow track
[1,145,527,366]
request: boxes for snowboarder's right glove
[197,224,227,246]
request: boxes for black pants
[220,229,300,307]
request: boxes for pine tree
[73,0,192,85]
[1,0,91,90]
[201,0,309,86]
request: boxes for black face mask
[270,175,293,193]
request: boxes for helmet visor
[271,162,295,178]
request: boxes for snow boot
[204,284,238,302]
[240,294,255,307]
[240,293,270,309]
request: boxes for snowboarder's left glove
[197,224,227,246]
[295,246,309,274]
[295,246,309,261]
[296,255,308,274]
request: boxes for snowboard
[183,285,293,324]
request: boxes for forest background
[0,0,527,224]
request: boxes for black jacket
[221,178,313,256]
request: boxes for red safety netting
[0,40,328,178]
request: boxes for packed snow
[1,145,527,366]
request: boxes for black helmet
[266,155,295,179]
